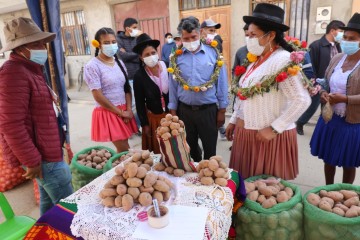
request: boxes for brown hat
[0,17,56,53]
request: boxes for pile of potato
[76,148,113,170]
[156,114,185,140]
[125,150,154,170]
[245,178,294,209]
[307,189,360,218]
[99,162,172,211]
[196,156,229,187]
[153,162,186,177]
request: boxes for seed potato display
[156,114,185,140]
[196,156,229,187]
[76,148,113,170]
[99,161,172,212]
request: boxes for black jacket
[133,65,169,127]
[116,31,140,79]
[309,35,341,79]
[214,35,223,53]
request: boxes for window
[180,0,231,10]
[61,10,91,56]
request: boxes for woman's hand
[329,93,348,105]
[256,127,277,142]
[225,123,235,141]
[320,91,329,104]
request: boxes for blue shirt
[302,51,315,79]
[161,42,176,66]
[168,43,228,110]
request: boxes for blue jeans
[297,93,321,126]
[129,79,141,129]
[36,161,73,215]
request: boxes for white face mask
[143,54,159,68]
[207,33,217,40]
[183,40,200,52]
[130,29,139,37]
[167,38,174,44]
[246,33,269,56]
[245,36,250,43]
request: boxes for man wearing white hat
[0,17,73,215]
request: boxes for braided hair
[94,27,131,93]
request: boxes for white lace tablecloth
[62,155,234,240]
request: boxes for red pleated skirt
[91,105,138,142]
[229,120,298,180]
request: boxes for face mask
[334,32,344,42]
[340,40,360,55]
[102,43,118,57]
[246,33,269,56]
[207,33,216,40]
[26,48,48,65]
[183,40,200,52]
[245,36,250,43]
[167,38,174,44]
[130,29,139,37]
[143,54,159,68]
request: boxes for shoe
[296,123,304,135]
[229,146,232,151]
[136,130,142,136]
[219,132,226,140]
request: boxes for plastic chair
[0,192,36,240]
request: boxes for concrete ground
[3,87,360,221]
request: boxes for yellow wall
[352,0,360,14]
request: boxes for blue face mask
[334,32,344,42]
[26,48,48,65]
[340,40,360,55]
[102,43,118,57]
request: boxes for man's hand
[22,165,42,180]
[225,123,235,141]
[170,109,177,116]
[217,109,226,129]
[320,91,329,104]
[329,93,348,105]
[120,48,126,53]
[256,127,277,142]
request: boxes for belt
[179,101,216,111]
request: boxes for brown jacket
[324,53,360,124]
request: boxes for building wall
[352,0,360,14]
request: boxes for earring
[270,43,273,52]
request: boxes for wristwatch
[271,126,279,135]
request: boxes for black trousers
[177,102,218,162]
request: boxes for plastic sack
[33,179,40,205]
[70,146,116,191]
[0,149,26,192]
[304,184,360,240]
[322,101,333,123]
[236,175,303,240]
[103,151,128,172]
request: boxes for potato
[92,162,97,168]
[198,169,204,178]
[159,126,170,134]
[344,196,360,208]
[340,190,358,200]
[332,207,345,217]
[319,190,328,198]
[208,159,219,171]
[210,155,223,162]
[172,116,179,122]
[276,191,289,203]
[170,122,180,130]
[335,203,349,212]
[319,200,332,212]
[214,168,226,178]
[86,163,93,168]
[163,178,174,188]
[178,127,184,133]
[100,188,117,197]
[85,155,92,161]
[245,182,256,194]
[78,154,88,159]
[258,187,274,197]
[144,157,154,166]
[115,195,122,208]
[152,190,164,203]
[165,114,173,121]
[127,163,138,178]
[139,192,152,207]
[97,151,105,158]
[126,178,143,188]
[161,121,171,127]
[200,177,214,185]
[122,194,134,212]
[116,184,128,196]
[284,187,294,198]
[215,177,227,187]
[262,198,277,209]
[307,193,321,206]
[127,187,140,199]
[123,170,129,179]
[140,164,151,171]
[164,167,174,175]
[154,162,166,171]
[268,186,280,195]
[345,206,359,218]
[203,168,214,177]
[201,160,210,168]
[161,132,172,140]
[144,173,158,188]
[110,175,125,185]
[132,152,142,162]
[171,129,179,136]
[139,185,154,194]
[93,156,102,164]
[257,195,266,204]
[102,197,115,207]
[141,150,150,159]
[248,190,259,201]
[105,152,112,158]
[327,191,344,202]
[321,197,335,208]
[136,167,147,179]
[254,181,267,189]
[278,183,285,190]
[160,118,167,124]
[219,161,228,169]
[104,181,115,189]
[179,120,184,127]
[173,169,185,177]
[115,166,125,176]
[153,180,170,192]
[96,165,103,170]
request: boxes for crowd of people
[0,3,359,216]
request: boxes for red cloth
[0,53,63,168]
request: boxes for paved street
[3,87,360,221]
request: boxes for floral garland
[231,41,317,100]
[167,38,223,92]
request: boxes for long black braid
[94,27,131,93]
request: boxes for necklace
[98,54,115,65]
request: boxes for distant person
[296,20,345,135]
[133,34,170,153]
[310,13,360,185]
[174,33,182,47]
[116,17,142,133]
[200,19,223,53]
[0,17,73,215]
[161,32,176,67]
[85,27,137,153]
[232,24,249,71]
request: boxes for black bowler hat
[243,3,289,32]
[132,33,160,54]
[340,13,360,32]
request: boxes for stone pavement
[3,87,360,221]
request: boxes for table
[24,155,245,240]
